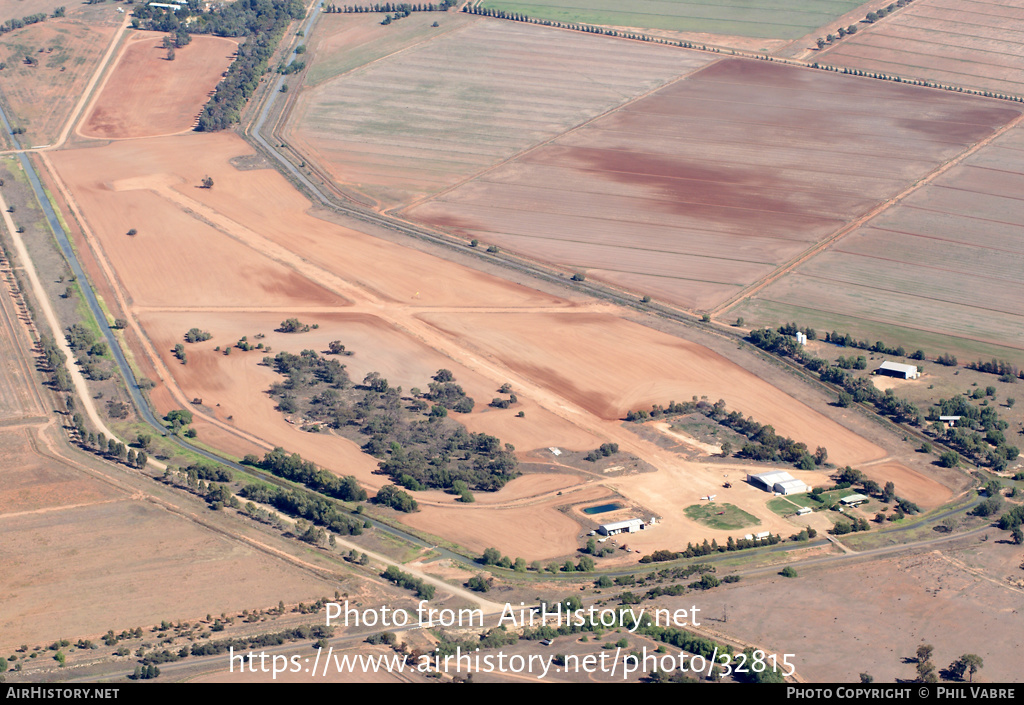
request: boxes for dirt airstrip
[45,23,960,566]
[49,127,947,560]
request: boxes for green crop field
[684,502,760,530]
[474,0,864,39]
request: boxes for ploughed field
[472,0,864,39]
[407,58,1021,310]
[820,0,1024,98]
[288,18,714,206]
[731,120,1024,358]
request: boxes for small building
[754,531,771,540]
[548,447,562,456]
[747,471,808,495]
[794,332,807,346]
[939,416,962,427]
[876,361,920,379]
[796,506,812,516]
[148,2,181,9]
[840,493,869,507]
[598,518,646,536]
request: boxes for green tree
[779,566,797,578]
[916,644,934,663]
[481,547,501,565]
[959,654,983,682]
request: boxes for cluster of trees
[79,431,148,469]
[39,335,72,392]
[324,1,455,12]
[248,447,367,502]
[278,317,312,333]
[279,58,305,74]
[130,664,160,680]
[584,442,619,462]
[381,565,434,599]
[131,0,307,131]
[426,369,474,413]
[823,330,918,359]
[264,355,517,492]
[159,466,236,509]
[239,483,364,535]
[1,11,48,35]
[466,574,492,592]
[830,517,871,535]
[373,484,417,512]
[928,396,1019,470]
[184,328,212,343]
[65,323,112,381]
[478,547,530,572]
[489,383,517,409]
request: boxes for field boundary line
[712,110,1024,318]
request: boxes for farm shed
[840,494,869,507]
[876,361,920,379]
[598,519,646,536]
[747,471,808,495]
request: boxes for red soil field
[407,58,1021,310]
[81,34,238,139]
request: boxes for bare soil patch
[81,34,238,139]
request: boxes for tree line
[132,0,306,131]
[324,1,455,11]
